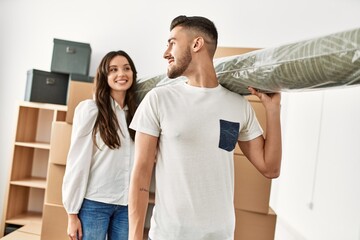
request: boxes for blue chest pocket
[219,119,240,152]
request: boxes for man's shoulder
[149,81,184,95]
[219,85,247,101]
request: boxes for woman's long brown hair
[92,50,138,149]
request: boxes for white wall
[1,0,360,239]
[275,88,360,240]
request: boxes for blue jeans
[78,198,128,240]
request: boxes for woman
[62,50,138,240]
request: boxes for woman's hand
[67,214,83,240]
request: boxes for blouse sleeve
[62,100,98,214]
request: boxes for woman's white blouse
[62,99,134,214]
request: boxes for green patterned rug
[136,27,360,102]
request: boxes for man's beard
[167,48,192,79]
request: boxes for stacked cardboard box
[234,207,277,240]
[215,47,277,240]
[40,79,93,240]
[232,95,277,240]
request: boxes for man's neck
[184,63,218,88]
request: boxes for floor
[1,216,304,240]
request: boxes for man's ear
[192,37,204,52]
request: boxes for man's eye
[167,42,175,47]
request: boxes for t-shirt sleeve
[130,90,161,137]
[238,100,263,141]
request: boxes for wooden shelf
[19,101,67,111]
[1,102,68,237]
[5,212,42,226]
[10,177,47,189]
[14,142,50,150]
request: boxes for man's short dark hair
[170,15,218,51]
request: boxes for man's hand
[247,87,281,110]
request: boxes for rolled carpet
[136,27,360,102]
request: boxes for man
[129,15,282,240]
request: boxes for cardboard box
[45,164,66,205]
[41,204,68,240]
[214,47,260,59]
[234,154,271,214]
[1,230,40,240]
[234,96,267,155]
[18,222,42,235]
[234,207,277,240]
[49,122,72,165]
[66,80,94,124]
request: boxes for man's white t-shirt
[130,82,263,240]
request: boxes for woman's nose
[117,69,125,76]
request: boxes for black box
[69,73,94,83]
[4,223,21,235]
[51,38,91,75]
[25,69,69,105]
